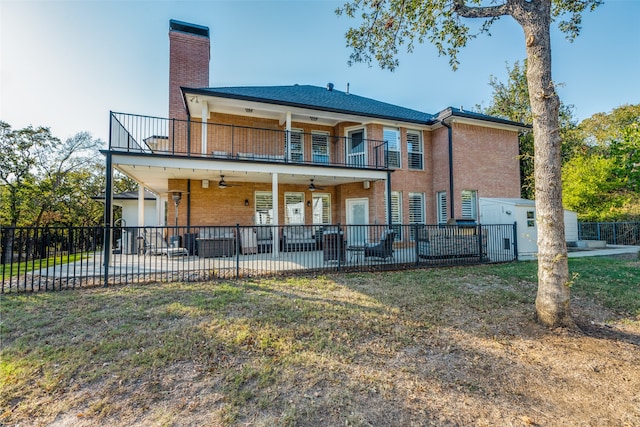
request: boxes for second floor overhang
[105,150,390,196]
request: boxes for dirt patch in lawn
[1,266,638,427]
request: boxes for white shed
[479,198,578,261]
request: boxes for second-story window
[384,127,401,168]
[312,131,329,164]
[407,130,423,170]
[289,129,304,163]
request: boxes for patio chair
[364,230,395,260]
[143,229,188,257]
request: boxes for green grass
[1,257,638,426]
[0,253,87,277]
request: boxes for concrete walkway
[567,245,640,258]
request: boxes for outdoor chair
[143,229,188,257]
[256,226,273,253]
[364,230,395,260]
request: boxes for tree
[0,121,58,226]
[563,105,640,221]
[479,60,583,199]
[337,0,602,327]
[0,122,106,227]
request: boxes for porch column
[137,185,145,226]
[201,102,209,155]
[285,111,291,161]
[272,173,279,257]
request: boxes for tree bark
[515,1,573,327]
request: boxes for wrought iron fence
[578,222,640,246]
[110,112,390,169]
[1,223,516,293]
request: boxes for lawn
[1,256,638,426]
[0,253,87,277]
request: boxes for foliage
[479,60,583,199]
[336,0,602,71]
[0,122,134,227]
[562,154,626,221]
[0,122,58,226]
[580,104,640,148]
[563,106,640,221]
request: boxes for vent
[169,19,209,38]
[326,83,334,91]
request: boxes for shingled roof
[184,84,434,124]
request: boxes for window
[407,130,423,170]
[461,190,478,220]
[288,129,303,163]
[255,192,273,225]
[390,191,403,240]
[527,210,535,227]
[284,192,305,224]
[347,129,365,167]
[312,131,329,164]
[437,192,448,224]
[312,193,331,225]
[408,193,425,241]
[384,127,401,168]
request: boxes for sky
[1,0,639,143]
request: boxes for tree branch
[452,0,512,18]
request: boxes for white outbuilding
[479,198,578,261]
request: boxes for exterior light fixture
[244,199,249,207]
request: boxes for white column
[285,111,291,161]
[201,102,209,155]
[137,184,145,226]
[272,173,279,257]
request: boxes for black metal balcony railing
[109,112,391,170]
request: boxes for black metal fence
[1,223,517,293]
[578,222,640,246]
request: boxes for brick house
[104,20,524,247]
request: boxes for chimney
[169,20,210,121]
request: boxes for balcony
[109,112,391,170]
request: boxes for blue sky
[2,0,639,143]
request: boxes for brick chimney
[169,20,210,121]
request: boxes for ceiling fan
[218,175,237,189]
[308,179,325,192]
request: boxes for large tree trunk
[519,3,572,327]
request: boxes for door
[347,129,365,167]
[346,198,369,245]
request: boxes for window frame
[284,192,305,225]
[311,131,330,164]
[406,130,423,170]
[384,127,401,169]
[461,190,478,221]
[255,191,273,225]
[437,191,448,224]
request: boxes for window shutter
[461,190,478,220]
[312,194,331,224]
[255,192,273,225]
[408,192,425,241]
[407,131,423,170]
[437,192,448,224]
[284,192,305,224]
[384,128,401,168]
[289,130,303,163]
[312,132,329,164]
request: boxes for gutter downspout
[440,120,455,220]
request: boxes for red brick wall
[169,29,209,153]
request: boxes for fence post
[477,224,483,262]
[235,224,240,279]
[513,222,518,261]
